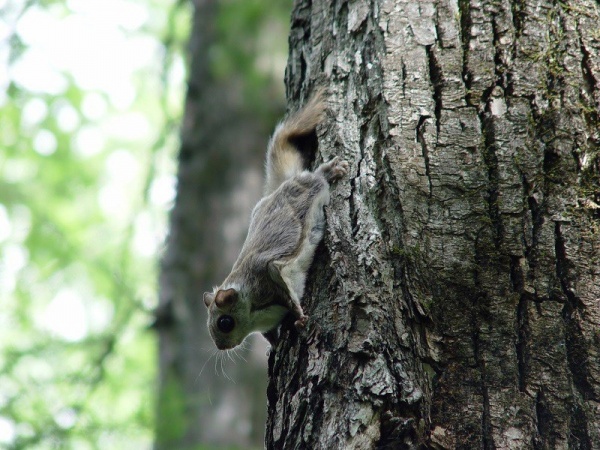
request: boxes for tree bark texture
[155,0,278,447]
[266,0,599,449]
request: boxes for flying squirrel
[203,90,349,350]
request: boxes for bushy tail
[264,89,326,195]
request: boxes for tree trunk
[266,0,600,449]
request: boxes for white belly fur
[278,186,330,303]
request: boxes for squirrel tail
[264,89,326,195]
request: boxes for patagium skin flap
[203,91,348,350]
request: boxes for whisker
[233,347,247,363]
[200,345,216,352]
[220,353,227,379]
[196,349,218,385]
[226,349,236,363]
[220,351,236,383]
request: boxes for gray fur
[205,93,348,350]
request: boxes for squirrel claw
[294,315,308,329]
[332,159,349,180]
[318,156,349,182]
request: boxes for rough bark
[155,0,278,448]
[266,1,600,449]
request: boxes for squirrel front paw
[294,315,308,329]
[318,156,349,183]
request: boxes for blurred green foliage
[0,0,190,448]
[0,0,291,448]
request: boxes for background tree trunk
[266,0,599,449]
[155,1,286,448]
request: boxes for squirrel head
[203,285,289,350]
[203,287,249,350]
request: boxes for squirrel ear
[215,288,238,309]
[203,292,214,308]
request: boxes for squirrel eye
[217,315,235,333]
